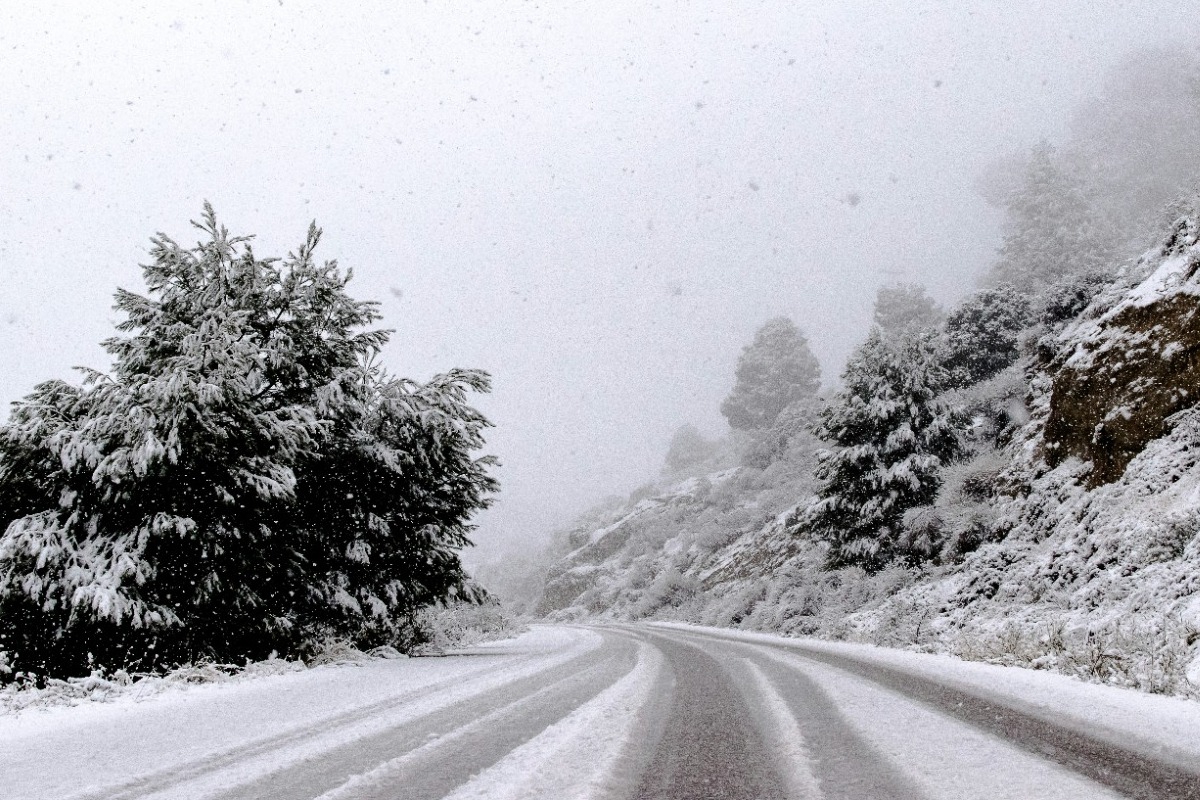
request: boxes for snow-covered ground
[654,622,1200,768]
[3,623,1198,800]
[1,627,609,800]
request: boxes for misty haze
[3,2,1200,799]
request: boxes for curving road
[616,625,1199,800]
[12,623,1200,800]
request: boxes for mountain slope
[534,210,1200,697]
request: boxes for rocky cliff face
[1044,214,1200,486]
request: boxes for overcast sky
[1,1,1193,564]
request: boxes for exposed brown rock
[1044,258,1200,486]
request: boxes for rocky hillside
[536,467,811,622]
[533,210,1200,697]
[849,211,1200,693]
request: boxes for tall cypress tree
[721,317,821,431]
[988,141,1111,291]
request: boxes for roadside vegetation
[0,207,499,684]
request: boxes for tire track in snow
[632,626,920,800]
[62,630,605,800]
[737,658,829,800]
[667,626,1200,800]
[391,635,664,800]
[749,643,1119,800]
[732,645,927,800]
[288,634,641,800]
[627,629,790,800]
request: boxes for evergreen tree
[721,317,821,431]
[942,285,1032,388]
[987,141,1111,291]
[0,206,496,678]
[292,368,497,648]
[741,396,823,469]
[873,283,943,335]
[1065,48,1200,253]
[801,328,965,571]
[662,424,717,476]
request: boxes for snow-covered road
[3,624,1199,800]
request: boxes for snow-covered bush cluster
[0,206,497,681]
[410,599,524,654]
[0,655,307,716]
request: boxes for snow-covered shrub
[0,206,497,681]
[1036,271,1111,329]
[303,639,378,667]
[694,518,741,552]
[921,447,1008,562]
[698,581,769,628]
[741,396,822,469]
[951,616,1199,697]
[897,507,946,562]
[939,508,998,563]
[409,600,520,654]
[0,655,306,716]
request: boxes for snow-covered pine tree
[721,317,821,431]
[290,367,498,649]
[872,283,943,335]
[0,206,495,678]
[801,327,965,571]
[942,285,1032,388]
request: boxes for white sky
[0,1,1192,563]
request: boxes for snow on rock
[1046,212,1200,485]
[846,215,1200,693]
[534,467,770,619]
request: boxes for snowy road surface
[3,624,1200,800]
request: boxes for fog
[1,1,1195,568]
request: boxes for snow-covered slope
[846,215,1200,691]
[535,459,820,621]
[534,211,1200,697]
